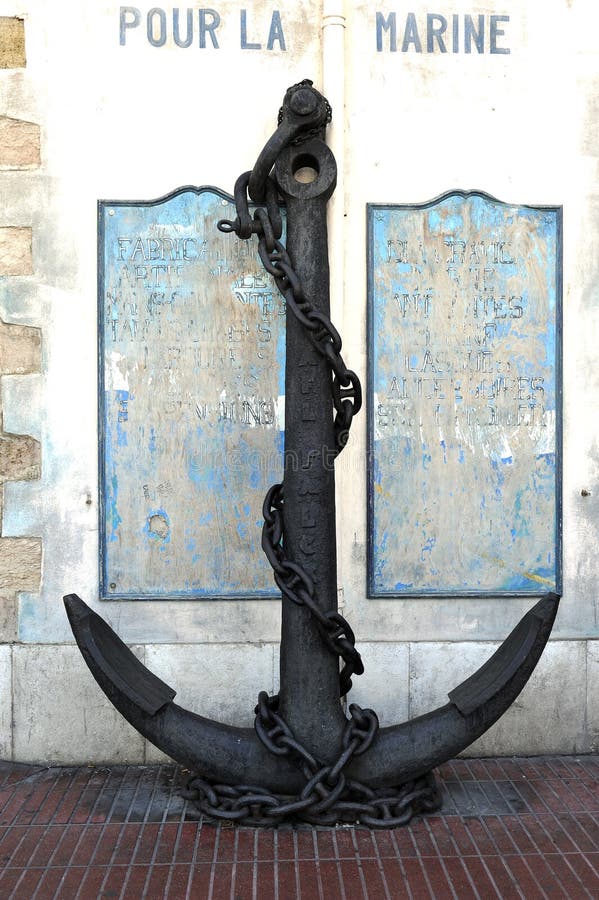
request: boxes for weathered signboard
[368,192,561,597]
[99,188,285,599]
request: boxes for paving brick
[410,820,436,857]
[567,853,599,895]
[360,857,394,899]
[482,856,524,899]
[0,823,28,867]
[132,821,161,864]
[502,855,550,900]
[256,827,275,860]
[97,864,129,898]
[91,823,122,866]
[463,856,502,898]
[77,865,114,897]
[154,821,180,864]
[70,823,104,867]
[255,861,277,899]
[315,860,344,898]
[392,825,419,857]
[0,758,596,897]
[276,828,296,860]
[333,827,357,859]
[188,863,218,900]
[337,859,366,898]
[442,857,478,898]
[276,861,299,899]
[231,862,256,898]
[210,861,234,900]
[543,852,597,899]
[372,829,398,859]
[402,857,433,898]
[45,825,84,867]
[378,857,411,898]
[34,866,72,900]
[173,822,200,864]
[298,858,324,898]
[526,853,570,898]
[141,863,170,898]
[0,868,26,897]
[295,827,317,859]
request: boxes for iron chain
[190,85,440,827]
[185,693,441,827]
[261,483,363,697]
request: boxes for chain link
[184,693,441,827]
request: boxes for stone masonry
[0,14,41,645]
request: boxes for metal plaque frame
[98,186,285,600]
[367,191,562,599]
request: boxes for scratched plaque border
[98,185,285,601]
[366,191,562,599]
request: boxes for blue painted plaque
[99,188,285,599]
[367,192,561,597]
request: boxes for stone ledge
[0,536,41,591]
[0,319,41,374]
[0,117,40,169]
[0,432,40,483]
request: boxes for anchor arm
[345,593,560,788]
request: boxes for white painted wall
[0,0,597,762]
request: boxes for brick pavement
[0,757,597,898]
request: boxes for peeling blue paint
[99,188,285,599]
[368,193,561,596]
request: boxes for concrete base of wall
[2,638,597,765]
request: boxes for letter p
[120,6,141,45]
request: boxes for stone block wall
[0,3,597,767]
[0,16,41,661]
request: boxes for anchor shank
[275,140,347,760]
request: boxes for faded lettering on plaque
[368,192,560,596]
[100,188,284,598]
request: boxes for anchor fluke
[448,592,559,716]
[64,593,176,715]
[63,594,306,792]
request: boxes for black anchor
[65,81,560,827]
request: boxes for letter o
[147,8,167,47]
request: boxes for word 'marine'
[376,12,510,54]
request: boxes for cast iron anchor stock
[65,81,560,827]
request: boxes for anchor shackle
[248,80,332,202]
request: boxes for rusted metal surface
[368,193,561,597]
[99,188,284,599]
